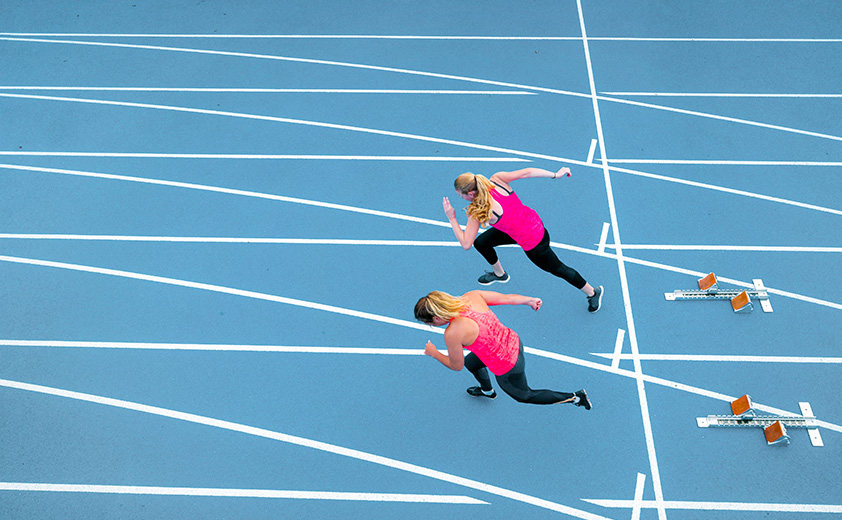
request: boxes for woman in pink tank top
[442,167,604,313]
[414,289,591,408]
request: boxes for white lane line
[0,341,427,355]
[602,92,842,98]
[600,244,842,253]
[586,138,598,164]
[576,3,667,519]
[0,379,611,520]
[0,152,529,161]
[596,223,610,253]
[631,473,647,520]
[0,37,589,99]
[2,33,841,42]
[597,94,842,143]
[610,329,626,370]
[583,499,842,513]
[609,159,842,166]
[2,343,840,435]
[0,163,452,228]
[0,93,574,164]
[591,353,842,364]
[0,87,533,95]
[0,235,463,246]
[0,33,583,40]
[0,482,486,504]
[607,164,842,217]
[0,254,438,333]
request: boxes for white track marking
[0,340,428,355]
[586,138,598,164]
[610,329,626,370]
[0,235,463,246]
[0,482,486,504]
[0,379,611,520]
[0,86,532,95]
[597,94,842,143]
[596,223,610,253]
[576,3,667,519]
[609,159,842,166]
[0,163,452,228]
[2,33,841,42]
[0,254,438,333]
[0,152,528,161]
[584,499,842,513]
[592,353,842,364]
[0,93,575,163]
[0,37,588,98]
[602,92,842,98]
[601,244,842,253]
[607,164,842,216]
[631,473,647,520]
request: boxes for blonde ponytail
[454,172,495,226]
[414,291,468,323]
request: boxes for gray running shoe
[587,285,604,313]
[467,386,497,399]
[478,271,510,285]
[574,389,592,410]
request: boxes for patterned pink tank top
[490,185,544,251]
[458,307,520,376]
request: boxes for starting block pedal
[665,273,773,313]
[697,395,823,447]
[764,421,790,446]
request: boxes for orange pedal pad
[764,421,790,446]
[731,290,753,312]
[731,394,754,416]
[697,272,718,292]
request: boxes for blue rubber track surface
[1,2,841,519]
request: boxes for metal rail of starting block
[697,400,823,447]
[665,277,773,313]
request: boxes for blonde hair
[454,172,496,226]
[414,291,468,323]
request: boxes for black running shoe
[587,285,604,313]
[478,271,510,285]
[467,386,497,399]
[574,389,592,410]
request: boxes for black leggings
[465,342,575,405]
[473,228,587,290]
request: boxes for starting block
[665,273,773,313]
[697,395,823,447]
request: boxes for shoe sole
[588,285,604,313]
[478,277,509,285]
[576,390,592,410]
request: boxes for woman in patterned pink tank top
[442,167,603,313]
[414,289,591,408]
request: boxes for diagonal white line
[576,3,667,520]
[631,473,647,520]
[0,151,530,161]
[0,254,437,333]
[0,482,487,504]
[583,498,842,513]
[0,379,610,519]
[591,353,842,364]
[0,37,587,98]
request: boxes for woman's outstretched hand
[527,297,543,311]
[555,167,571,178]
[442,196,456,219]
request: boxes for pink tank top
[457,307,520,376]
[490,186,544,251]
